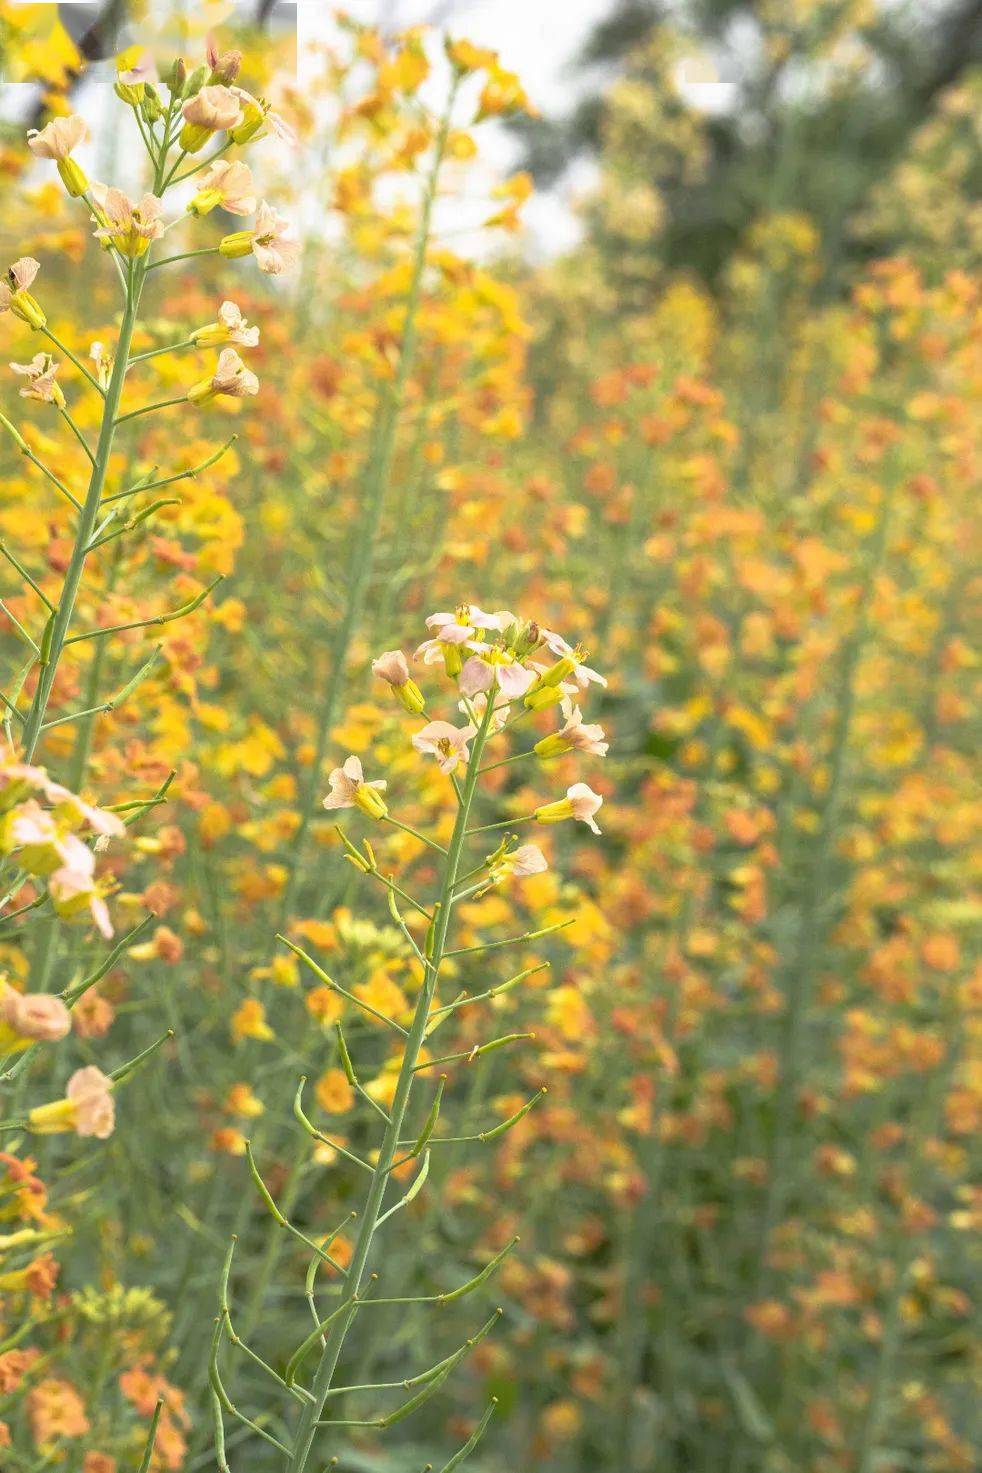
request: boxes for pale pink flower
[534,782,604,835]
[9,353,63,405]
[2,803,89,876]
[182,84,243,133]
[508,844,548,877]
[249,202,300,275]
[0,257,41,313]
[541,701,609,757]
[322,756,387,818]
[27,115,88,161]
[92,187,165,257]
[66,1067,115,1139]
[206,37,243,83]
[372,650,412,687]
[45,787,125,840]
[211,348,259,397]
[412,720,476,774]
[540,629,607,689]
[48,864,113,939]
[230,87,299,146]
[1,988,71,1043]
[459,653,536,700]
[191,301,260,349]
[193,159,257,215]
[566,782,604,832]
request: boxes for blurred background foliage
[0,3,978,1473]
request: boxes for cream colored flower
[534,782,604,835]
[249,203,300,275]
[534,701,608,759]
[92,187,164,258]
[0,987,71,1045]
[219,203,300,276]
[182,84,243,133]
[189,159,257,217]
[496,843,548,880]
[322,756,388,819]
[28,1066,115,1140]
[10,353,64,407]
[27,115,88,161]
[192,302,260,349]
[412,720,477,774]
[371,650,425,713]
[188,348,259,404]
[0,258,45,328]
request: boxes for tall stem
[275,80,457,931]
[286,705,493,1473]
[19,273,146,761]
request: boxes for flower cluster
[0,750,125,936]
[326,604,607,851]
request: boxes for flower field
[0,5,978,1471]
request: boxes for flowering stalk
[213,606,607,1471]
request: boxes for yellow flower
[315,1068,354,1115]
[230,999,274,1043]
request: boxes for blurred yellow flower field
[0,4,978,1472]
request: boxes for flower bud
[208,49,243,85]
[229,100,265,145]
[189,187,223,217]
[219,230,254,260]
[523,684,564,712]
[179,121,211,154]
[353,784,388,821]
[168,57,188,92]
[114,79,146,106]
[56,156,88,198]
[396,679,426,714]
[141,85,164,122]
[8,291,46,331]
[533,732,574,760]
[183,64,208,99]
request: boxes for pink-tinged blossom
[182,84,243,133]
[535,701,609,759]
[503,844,549,878]
[67,1067,115,1137]
[27,115,88,161]
[29,1066,115,1139]
[211,348,259,397]
[191,159,257,216]
[540,629,607,689]
[192,301,260,349]
[0,258,44,327]
[189,348,259,403]
[47,863,113,938]
[250,203,300,275]
[372,650,425,712]
[412,720,476,774]
[1,988,71,1044]
[92,187,165,257]
[322,756,388,819]
[459,653,536,700]
[9,354,63,406]
[534,782,604,835]
[230,87,299,146]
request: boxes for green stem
[274,79,458,931]
[19,275,147,761]
[285,702,493,1473]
